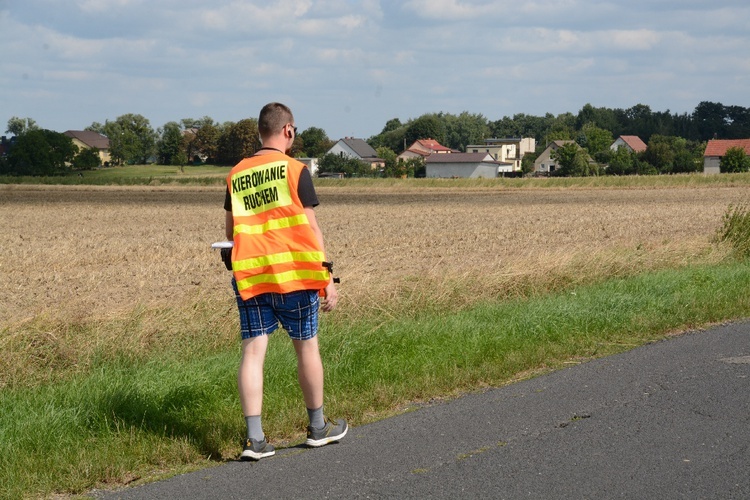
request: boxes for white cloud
[607,29,661,51]
[1,0,748,139]
[75,0,143,14]
[402,0,495,20]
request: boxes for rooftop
[704,139,750,157]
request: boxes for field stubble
[0,183,744,387]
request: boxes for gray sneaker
[241,438,275,461]
[305,418,348,447]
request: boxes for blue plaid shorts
[232,279,319,340]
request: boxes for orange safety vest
[226,152,330,300]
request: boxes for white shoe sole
[240,449,275,460]
[305,424,348,447]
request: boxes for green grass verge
[3,167,750,188]
[2,261,750,498]
[0,164,230,186]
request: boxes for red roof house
[703,139,750,174]
[397,138,456,161]
[610,135,647,153]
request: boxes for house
[64,130,111,165]
[465,137,536,172]
[327,137,384,169]
[425,152,511,178]
[610,135,647,153]
[397,138,455,161]
[703,139,750,174]
[297,157,319,176]
[534,140,574,174]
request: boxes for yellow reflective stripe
[236,269,330,290]
[232,251,326,272]
[233,214,309,237]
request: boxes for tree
[720,146,750,173]
[179,116,220,164]
[443,111,490,151]
[521,150,539,175]
[377,147,403,177]
[693,101,726,141]
[72,147,101,170]
[157,122,187,165]
[299,127,334,158]
[403,157,425,178]
[192,118,221,163]
[5,116,39,136]
[551,142,597,177]
[725,105,750,139]
[575,104,619,133]
[490,113,556,142]
[317,153,373,177]
[88,114,156,165]
[542,113,576,143]
[381,118,402,134]
[577,122,613,156]
[3,129,77,176]
[606,147,636,175]
[216,119,260,165]
[368,124,407,153]
[643,136,675,173]
[622,104,658,142]
[404,114,446,147]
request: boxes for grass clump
[717,203,750,258]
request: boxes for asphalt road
[97,321,750,499]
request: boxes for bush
[720,147,750,173]
[717,203,750,258]
[72,147,101,171]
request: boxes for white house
[534,140,573,174]
[465,137,536,172]
[425,152,510,178]
[297,157,319,176]
[327,137,384,169]
[610,135,647,153]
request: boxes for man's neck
[256,146,284,155]
[257,137,288,155]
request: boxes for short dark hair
[258,102,293,140]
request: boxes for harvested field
[0,183,744,328]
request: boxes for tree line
[2,101,748,177]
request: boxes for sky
[1,0,748,141]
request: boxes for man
[224,102,347,460]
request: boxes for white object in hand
[211,241,234,249]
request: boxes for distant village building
[297,157,319,176]
[534,140,573,174]
[610,135,647,153]
[64,130,111,165]
[327,137,384,169]
[397,138,456,161]
[703,139,750,174]
[425,152,510,178]
[465,137,536,173]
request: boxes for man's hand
[321,281,338,312]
